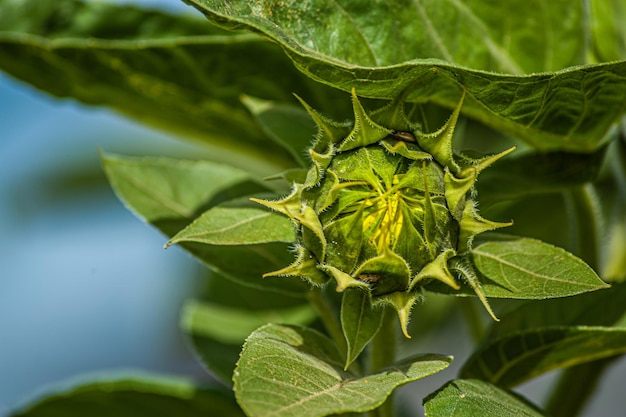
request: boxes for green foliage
[185,0,626,152]
[10,375,245,417]
[233,324,451,417]
[340,288,383,369]
[423,379,546,417]
[2,0,626,416]
[470,238,608,298]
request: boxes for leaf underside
[186,0,626,152]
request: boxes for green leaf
[241,95,317,167]
[184,272,317,386]
[188,0,587,73]
[476,147,607,206]
[103,154,309,296]
[188,336,242,387]
[181,300,318,387]
[486,281,626,342]
[340,288,384,369]
[10,374,245,417]
[458,284,626,389]
[184,241,311,296]
[234,324,451,417]
[186,0,626,152]
[182,301,317,387]
[167,197,295,247]
[0,0,348,173]
[470,237,609,299]
[480,196,573,253]
[182,299,316,345]
[102,153,273,231]
[460,326,626,388]
[423,379,545,417]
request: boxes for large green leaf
[460,326,626,388]
[457,283,626,390]
[186,0,626,152]
[428,237,608,300]
[486,281,626,341]
[469,237,609,298]
[103,154,309,295]
[0,0,348,173]
[10,375,245,417]
[234,324,451,417]
[423,379,545,417]
[102,154,273,234]
[187,0,587,73]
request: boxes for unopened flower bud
[253,89,514,337]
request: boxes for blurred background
[0,64,213,412]
[1,1,626,416]
[0,1,212,413]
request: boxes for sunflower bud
[253,89,514,337]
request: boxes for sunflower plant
[2,1,626,417]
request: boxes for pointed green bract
[376,291,422,339]
[458,202,513,253]
[265,245,329,286]
[338,89,393,152]
[254,93,512,346]
[418,94,465,175]
[412,249,458,290]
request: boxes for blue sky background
[1,1,626,416]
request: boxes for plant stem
[307,287,347,355]
[544,356,619,417]
[368,308,397,417]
